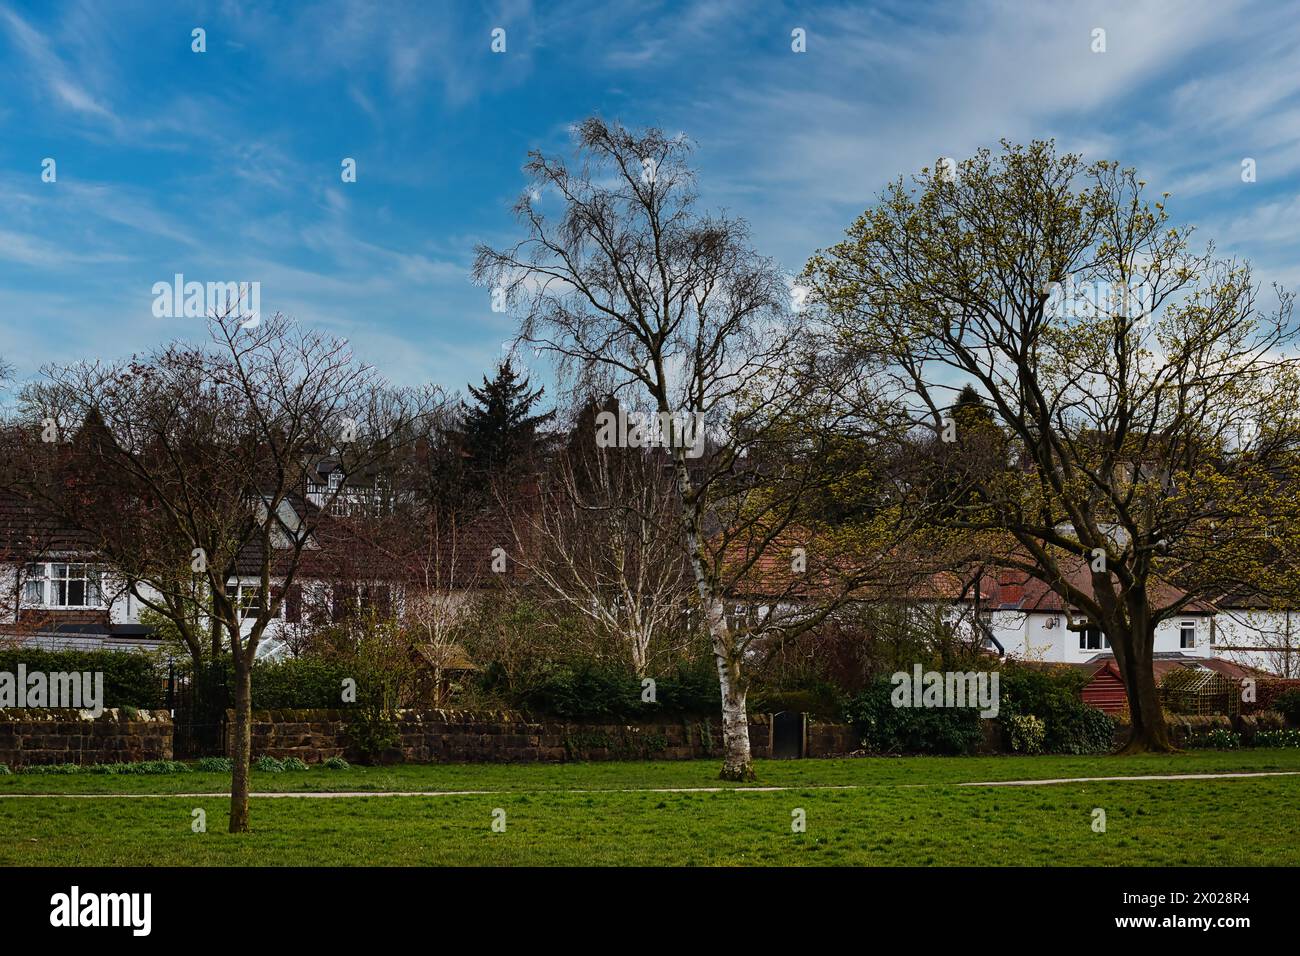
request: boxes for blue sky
[1,0,1298,400]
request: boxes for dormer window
[328,471,343,491]
[22,562,104,608]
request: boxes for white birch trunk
[669,441,754,780]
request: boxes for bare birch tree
[475,119,913,779]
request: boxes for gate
[771,711,805,759]
[168,661,229,758]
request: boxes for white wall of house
[1210,608,1300,678]
[2,559,132,624]
[985,609,1213,664]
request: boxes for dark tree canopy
[460,358,555,476]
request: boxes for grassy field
[3,748,1298,794]
[2,751,1298,866]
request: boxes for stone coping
[0,708,171,722]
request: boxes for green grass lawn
[2,751,1297,866]
[3,748,1299,794]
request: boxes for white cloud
[0,5,123,132]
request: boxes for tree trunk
[228,659,253,832]
[1113,623,1174,754]
[715,642,754,780]
[668,448,754,781]
[631,630,648,680]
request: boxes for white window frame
[227,582,264,621]
[22,562,104,609]
[1079,625,1110,651]
[1180,619,1197,649]
[21,563,47,606]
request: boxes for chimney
[998,570,1025,606]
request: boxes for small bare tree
[19,310,436,830]
[326,440,489,705]
[505,407,693,677]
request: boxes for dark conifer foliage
[460,357,555,474]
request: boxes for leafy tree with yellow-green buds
[804,140,1300,753]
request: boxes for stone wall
[230,708,859,764]
[0,708,172,767]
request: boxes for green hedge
[0,649,162,708]
[749,684,844,720]
[842,664,1117,756]
[250,658,355,709]
[843,677,986,755]
[179,656,356,710]
[492,663,718,721]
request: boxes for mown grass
[1,774,1296,866]
[2,748,1299,794]
[0,751,1297,866]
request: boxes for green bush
[647,666,720,717]
[1007,714,1046,754]
[0,649,161,708]
[999,662,1087,714]
[126,760,190,775]
[0,764,10,775]
[843,677,985,755]
[344,706,401,764]
[194,757,232,772]
[19,760,189,775]
[1049,703,1117,754]
[323,756,350,769]
[18,763,79,775]
[253,755,284,773]
[180,656,356,710]
[999,663,1115,754]
[1273,689,1300,726]
[749,684,844,719]
[252,658,356,709]
[281,757,309,771]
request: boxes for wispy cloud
[0,4,123,131]
[0,0,1294,389]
